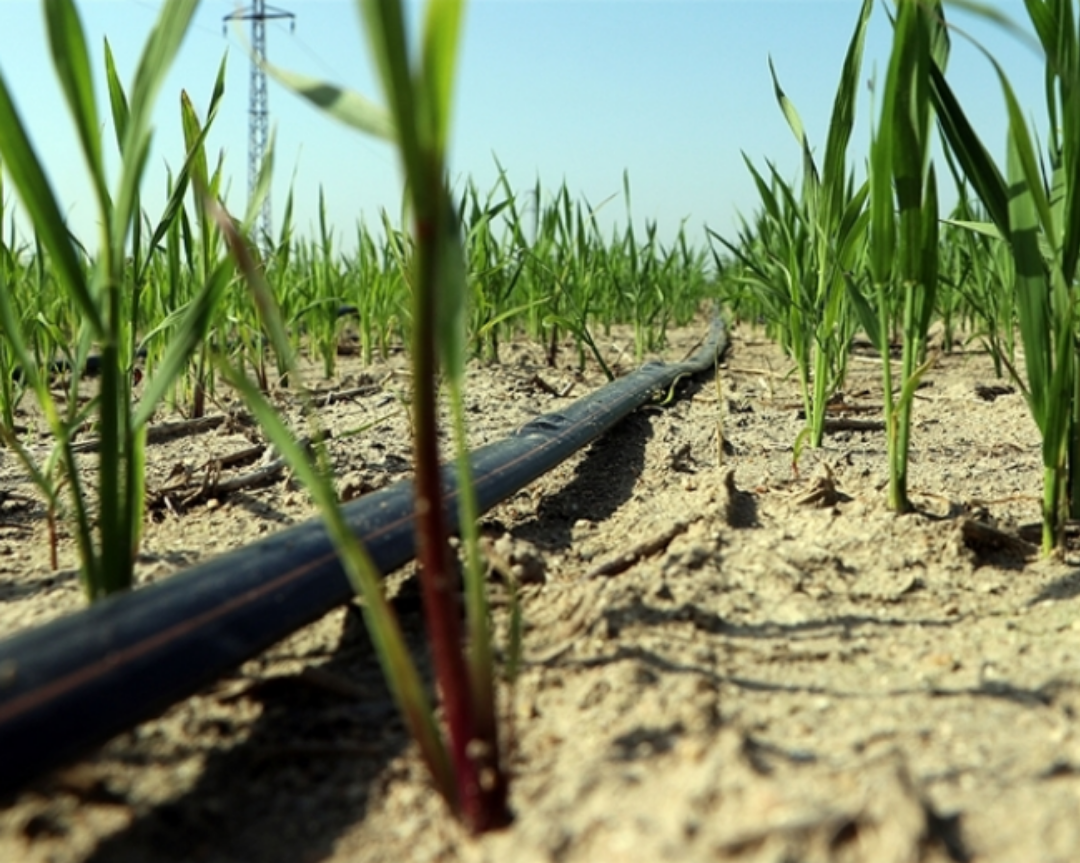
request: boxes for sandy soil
[2,317,1080,863]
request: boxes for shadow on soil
[82,591,427,863]
[508,374,715,552]
[0,568,80,603]
[229,493,301,529]
[511,409,653,552]
[578,596,1059,711]
[1028,567,1080,605]
[602,594,961,643]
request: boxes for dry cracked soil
[2,315,1080,863]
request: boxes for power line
[223,1,295,253]
[267,16,396,171]
[269,16,344,86]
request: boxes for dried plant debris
[792,464,852,509]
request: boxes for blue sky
[0,1,1049,252]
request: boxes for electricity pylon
[224,1,295,253]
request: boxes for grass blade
[0,77,102,337]
[266,65,394,140]
[44,0,108,210]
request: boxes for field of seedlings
[5,0,1080,860]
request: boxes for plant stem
[877,283,902,512]
[810,333,829,448]
[410,188,486,831]
[448,368,509,825]
[1044,462,1061,555]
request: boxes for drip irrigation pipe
[0,317,728,799]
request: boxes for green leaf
[946,0,1044,52]
[836,181,870,261]
[111,0,200,254]
[0,75,102,337]
[180,90,210,196]
[998,67,1056,245]
[768,56,819,192]
[135,82,222,285]
[221,360,453,798]
[266,64,395,140]
[889,1,926,218]
[245,128,276,239]
[421,0,464,152]
[359,0,421,183]
[133,258,235,429]
[941,218,1004,240]
[821,0,873,228]
[1008,132,1052,429]
[930,62,1010,233]
[868,111,895,287]
[103,39,130,152]
[436,200,467,384]
[916,165,940,335]
[0,254,41,394]
[44,0,108,210]
[741,153,782,224]
[844,272,883,353]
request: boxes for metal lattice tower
[224,1,295,251]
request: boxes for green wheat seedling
[709,173,804,347]
[0,0,234,599]
[456,178,523,363]
[720,0,872,453]
[930,0,1080,551]
[0,180,33,434]
[240,0,510,832]
[857,0,948,514]
[260,164,715,375]
[493,171,712,372]
[939,194,1017,378]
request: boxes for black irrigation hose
[0,317,728,799]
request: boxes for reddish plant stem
[468,665,510,830]
[410,185,489,832]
